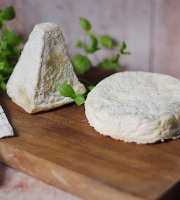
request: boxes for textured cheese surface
[85,71,180,144]
[0,106,14,138]
[6,22,86,113]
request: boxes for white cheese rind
[0,106,14,138]
[85,71,180,144]
[6,22,86,113]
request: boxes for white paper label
[0,106,14,138]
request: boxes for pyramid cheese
[85,71,180,144]
[7,22,86,114]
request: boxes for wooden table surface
[0,68,180,200]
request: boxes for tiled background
[0,163,81,200]
[1,0,180,78]
[1,0,180,199]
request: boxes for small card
[0,105,14,138]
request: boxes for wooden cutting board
[0,68,180,200]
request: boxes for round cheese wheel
[85,71,180,144]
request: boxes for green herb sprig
[73,17,131,74]
[98,41,131,70]
[59,84,94,106]
[0,6,22,90]
[61,18,130,105]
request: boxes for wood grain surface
[0,69,180,200]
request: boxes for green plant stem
[78,77,94,86]
[2,75,10,81]
[83,32,89,45]
[89,32,100,39]
[16,18,31,34]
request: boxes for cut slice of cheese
[7,22,86,114]
[0,105,14,138]
[85,71,180,144]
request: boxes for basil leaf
[3,27,21,47]
[75,95,85,106]
[79,17,91,31]
[0,60,9,69]
[1,81,6,91]
[99,35,113,48]
[0,6,15,20]
[87,86,95,91]
[123,51,131,55]
[98,59,120,70]
[59,84,76,99]
[76,40,83,48]
[85,34,99,54]
[110,54,120,63]
[119,41,126,53]
[0,20,3,28]
[73,54,91,74]
[0,73,4,80]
